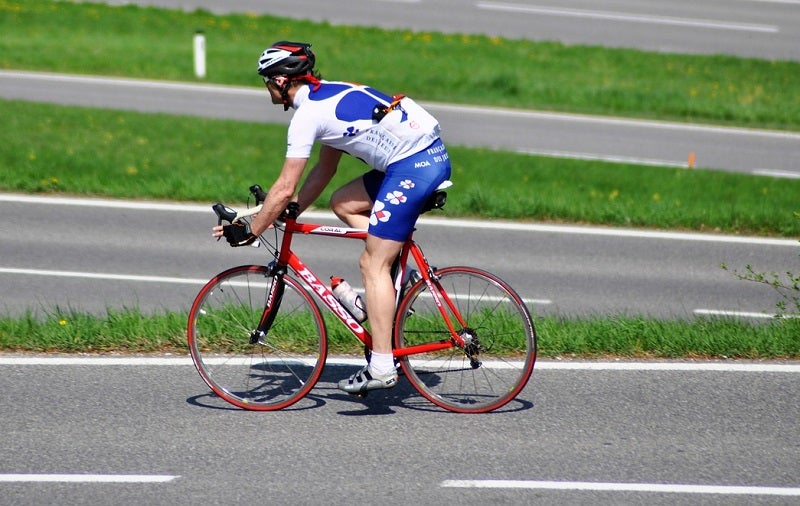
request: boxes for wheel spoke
[188,266,327,410]
[396,267,536,413]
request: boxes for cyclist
[212,41,452,394]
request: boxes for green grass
[2,308,797,359]
[2,99,799,236]
[1,0,799,130]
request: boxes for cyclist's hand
[219,222,257,247]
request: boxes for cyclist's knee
[331,186,371,225]
[358,248,379,278]
[359,238,400,278]
[329,188,347,218]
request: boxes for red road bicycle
[187,184,536,413]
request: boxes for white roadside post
[193,30,206,79]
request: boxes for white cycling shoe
[338,365,398,394]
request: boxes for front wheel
[395,267,536,413]
[188,265,327,410]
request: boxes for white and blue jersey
[288,81,441,170]
[288,81,452,242]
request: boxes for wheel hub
[459,328,482,369]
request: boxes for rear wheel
[188,265,327,410]
[395,267,536,413]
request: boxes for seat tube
[407,245,467,346]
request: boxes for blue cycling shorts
[362,138,451,242]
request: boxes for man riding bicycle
[212,41,452,394]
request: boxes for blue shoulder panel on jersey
[309,83,351,101]
[335,90,379,122]
[366,88,392,102]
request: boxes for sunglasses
[263,75,288,87]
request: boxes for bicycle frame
[253,206,469,359]
[196,190,535,412]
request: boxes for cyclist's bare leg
[360,234,404,356]
[338,234,403,394]
[330,177,371,229]
[332,177,404,392]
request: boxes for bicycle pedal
[349,391,369,399]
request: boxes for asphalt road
[1,358,798,505]
[101,0,800,61]
[2,70,798,176]
[1,194,795,320]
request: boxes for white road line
[0,474,178,483]
[752,169,800,179]
[517,148,688,168]
[1,356,798,371]
[441,479,800,496]
[694,308,798,319]
[475,3,779,33]
[747,0,800,4]
[0,356,197,366]
[0,70,264,96]
[517,147,800,177]
[0,266,551,306]
[1,193,796,247]
[0,193,211,213]
[0,267,208,286]
[534,361,800,372]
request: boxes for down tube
[290,255,373,350]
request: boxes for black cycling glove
[222,222,257,247]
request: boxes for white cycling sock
[369,352,395,376]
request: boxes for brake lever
[249,184,268,205]
[212,203,239,241]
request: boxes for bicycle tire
[395,266,536,413]
[188,265,327,411]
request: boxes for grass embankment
[1,0,799,131]
[0,1,797,357]
[2,309,798,359]
[2,100,798,237]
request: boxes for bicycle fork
[249,265,285,345]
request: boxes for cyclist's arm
[295,145,343,213]
[249,157,308,236]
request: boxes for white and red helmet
[257,41,316,79]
